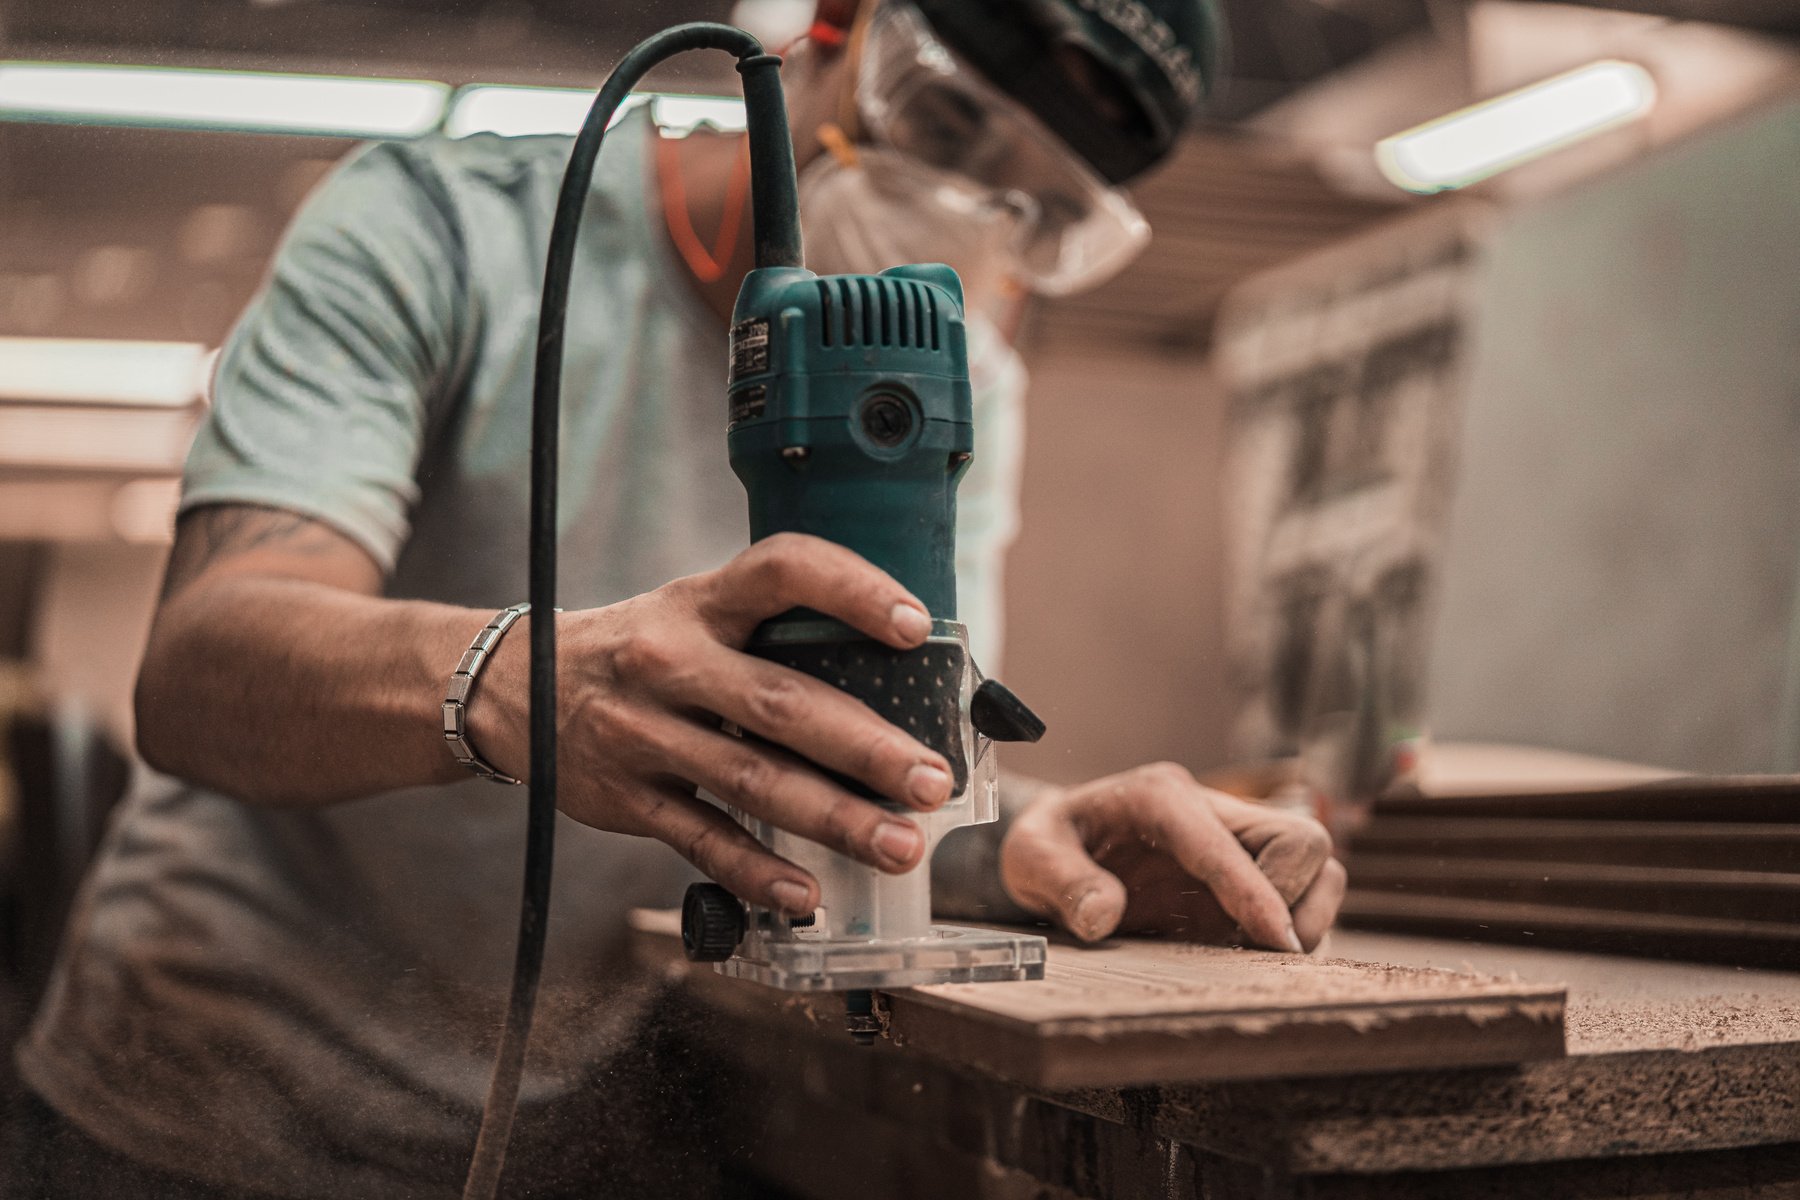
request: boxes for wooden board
[629,910,1565,1090]
[1379,775,1800,821]
[1353,816,1800,872]
[1340,890,1800,969]
[642,926,1800,1197]
[1347,855,1800,923]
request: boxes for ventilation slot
[858,278,877,346]
[895,282,914,348]
[820,277,942,350]
[838,277,859,347]
[878,279,896,347]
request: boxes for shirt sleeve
[955,314,1029,673]
[180,140,470,574]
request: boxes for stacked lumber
[1342,776,1800,968]
[634,910,1800,1197]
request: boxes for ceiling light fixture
[445,85,745,139]
[0,61,448,138]
[1376,60,1657,194]
[0,337,210,407]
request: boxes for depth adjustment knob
[970,679,1047,743]
[859,393,914,447]
[681,883,746,963]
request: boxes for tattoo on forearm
[161,505,345,598]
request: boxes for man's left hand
[1000,763,1346,952]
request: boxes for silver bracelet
[442,602,531,785]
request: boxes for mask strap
[815,122,861,169]
[657,131,752,284]
[832,1,878,142]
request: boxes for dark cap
[910,0,1224,185]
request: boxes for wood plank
[1353,817,1800,872]
[1340,890,1800,968]
[1347,855,1800,924]
[629,910,1565,1091]
[709,1003,1800,1195]
[645,923,1800,1186]
[1062,932,1800,1175]
[1328,929,1800,1058]
[1376,777,1800,822]
[1123,1047,1800,1178]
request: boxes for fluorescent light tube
[0,61,448,138]
[0,337,209,406]
[444,84,629,139]
[1377,60,1656,194]
[446,85,745,138]
[648,93,749,135]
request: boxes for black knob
[970,679,1047,743]
[860,393,914,447]
[682,883,746,962]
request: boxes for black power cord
[460,24,802,1200]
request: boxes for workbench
[630,914,1800,1199]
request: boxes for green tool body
[696,258,1047,997]
[727,262,972,620]
[681,49,1044,994]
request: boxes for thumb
[1002,813,1129,943]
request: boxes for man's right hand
[469,532,955,920]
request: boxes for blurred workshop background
[1,0,1798,1023]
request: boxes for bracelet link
[442,602,531,786]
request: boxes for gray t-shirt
[18,109,1026,1196]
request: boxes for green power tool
[465,21,1045,1199]
[676,262,1050,993]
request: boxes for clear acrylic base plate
[715,925,1048,992]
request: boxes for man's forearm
[930,770,1053,923]
[136,575,485,805]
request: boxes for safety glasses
[854,2,1152,295]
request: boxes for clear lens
[1018,187,1151,296]
[856,2,1151,294]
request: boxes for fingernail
[770,880,812,916]
[1283,927,1305,955]
[1072,891,1110,942]
[874,820,923,867]
[890,603,931,645]
[906,763,952,808]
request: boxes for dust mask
[796,135,1019,308]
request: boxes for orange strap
[815,121,860,168]
[808,19,849,48]
[658,132,751,285]
[811,0,857,48]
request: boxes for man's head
[782,0,1222,300]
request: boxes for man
[15,0,1345,1195]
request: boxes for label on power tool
[729,384,767,427]
[729,318,770,384]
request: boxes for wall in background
[1000,343,1235,786]
[29,542,164,749]
[1427,96,1800,774]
